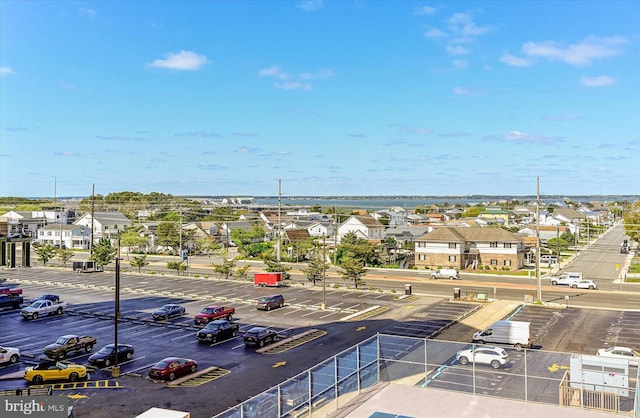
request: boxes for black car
[32,294,60,303]
[88,344,134,367]
[243,327,278,348]
[152,304,186,320]
[196,320,240,343]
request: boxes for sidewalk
[435,299,522,342]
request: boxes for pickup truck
[193,305,235,326]
[550,272,583,286]
[0,295,23,310]
[44,334,97,359]
[0,286,22,297]
[21,299,67,320]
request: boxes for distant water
[252,195,638,211]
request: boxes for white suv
[431,268,460,280]
[456,346,509,369]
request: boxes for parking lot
[2,267,640,417]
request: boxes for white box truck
[472,320,532,350]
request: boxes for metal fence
[214,334,640,418]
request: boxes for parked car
[148,357,198,381]
[540,254,558,263]
[456,346,510,369]
[431,268,460,280]
[0,346,20,364]
[24,361,87,384]
[571,280,597,289]
[196,319,239,343]
[20,299,67,320]
[44,334,97,360]
[152,304,186,320]
[193,306,235,326]
[88,344,134,367]
[0,295,23,310]
[32,294,60,303]
[596,347,640,366]
[256,295,285,311]
[244,327,278,348]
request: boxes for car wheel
[57,352,66,360]
[458,356,469,365]
[571,284,577,288]
[267,305,271,311]
[514,343,523,351]
[232,330,237,337]
[190,364,197,373]
[491,360,501,369]
[211,336,217,344]
[227,314,232,320]
[32,312,38,320]
[85,344,93,353]
[9,354,19,364]
[279,302,284,308]
[551,281,557,285]
[56,307,63,315]
[126,352,132,360]
[259,339,265,348]
[105,359,111,367]
[449,276,454,280]
[32,375,44,384]
[589,285,595,289]
[69,372,79,382]
[169,372,175,381]
[477,340,485,345]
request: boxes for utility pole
[535,177,542,303]
[55,177,63,249]
[90,184,95,256]
[321,234,327,310]
[277,179,282,262]
[333,205,338,265]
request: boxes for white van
[431,268,460,280]
[472,320,532,350]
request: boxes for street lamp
[112,233,121,378]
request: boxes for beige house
[337,215,385,243]
[415,226,525,271]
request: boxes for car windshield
[201,308,214,314]
[55,337,69,344]
[246,328,263,336]
[56,362,67,369]
[98,346,114,354]
[159,305,171,311]
[204,323,219,330]
[258,297,271,303]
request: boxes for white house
[74,212,132,243]
[337,215,385,243]
[37,224,90,249]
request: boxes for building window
[490,242,498,248]
[490,259,498,265]
[448,243,457,249]
[419,254,425,261]
[504,243,512,248]
[449,255,457,262]
[47,231,52,236]
[504,260,512,266]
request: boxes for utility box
[254,272,284,287]
[404,284,412,295]
[453,288,461,299]
[569,354,629,396]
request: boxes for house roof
[351,215,384,228]
[553,208,586,220]
[417,226,524,243]
[284,228,311,243]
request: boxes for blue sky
[1,1,638,198]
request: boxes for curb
[255,329,320,354]
[165,365,219,386]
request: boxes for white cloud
[452,60,468,69]
[78,8,96,18]
[148,51,209,70]
[298,0,323,11]
[275,81,312,90]
[260,65,332,90]
[581,75,616,87]
[503,130,561,144]
[521,36,627,66]
[299,68,334,80]
[500,53,532,67]
[415,6,437,16]
[258,65,289,79]
[446,45,469,55]
[0,66,14,76]
[424,28,447,38]
[452,86,484,96]
[447,13,491,37]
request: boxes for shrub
[149,271,156,275]
[391,289,397,294]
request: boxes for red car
[148,357,198,381]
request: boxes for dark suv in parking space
[244,327,278,348]
[256,294,284,311]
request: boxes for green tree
[624,202,640,244]
[130,255,148,273]
[212,258,235,279]
[120,228,149,259]
[57,248,75,268]
[235,264,250,280]
[35,244,57,266]
[301,252,329,286]
[463,206,486,218]
[338,256,368,289]
[263,258,292,280]
[167,261,186,275]
[156,221,180,254]
[197,235,220,264]
[337,232,380,267]
[91,238,117,267]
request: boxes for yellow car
[24,361,87,384]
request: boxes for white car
[570,280,597,289]
[596,347,639,366]
[0,346,20,364]
[456,346,509,369]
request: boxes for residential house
[384,226,432,246]
[480,207,512,225]
[37,224,90,249]
[337,215,385,243]
[74,212,132,243]
[306,221,333,238]
[373,208,408,227]
[0,210,62,238]
[414,226,525,271]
